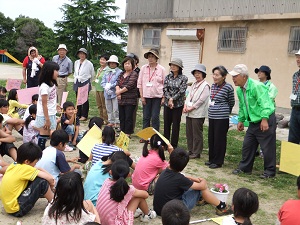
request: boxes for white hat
[107,55,119,66]
[229,64,248,76]
[57,44,68,51]
[295,49,300,55]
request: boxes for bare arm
[37,169,55,188]
[22,67,27,83]
[84,200,101,223]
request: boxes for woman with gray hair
[206,66,235,169]
[163,58,188,148]
[183,64,210,159]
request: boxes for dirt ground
[0,120,292,225]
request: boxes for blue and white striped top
[91,143,122,166]
[208,82,235,119]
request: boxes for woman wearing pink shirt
[137,49,166,140]
[132,134,173,194]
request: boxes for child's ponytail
[145,134,166,161]
[110,159,130,202]
[25,104,37,129]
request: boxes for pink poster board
[6,79,22,91]
[17,87,39,104]
[77,84,89,106]
[60,92,69,108]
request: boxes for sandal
[139,139,145,143]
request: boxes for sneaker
[64,145,73,152]
[215,204,233,216]
[68,142,76,150]
[232,168,252,175]
[259,173,275,179]
[140,210,157,222]
[134,208,142,218]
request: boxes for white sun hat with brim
[295,49,300,55]
[107,55,119,66]
[57,44,68,51]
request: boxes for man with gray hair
[52,44,73,105]
[229,64,276,179]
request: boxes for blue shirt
[91,143,122,166]
[52,55,73,76]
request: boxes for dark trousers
[163,105,183,148]
[208,118,229,165]
[239,113,277,176]
[142,98,162,130]
[75,91,89,118]
[119,104,136,134]
[288,108,300,144]
[186,117,205,157]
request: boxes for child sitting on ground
[0,99,24,135]
[23,94,38,121]
[79,117,104,163]
[89,125,130,166]
[36,129,81,184]
[96,159,156,223]
[84,151,135,206]
[222,188,259,225]
[153,148,233,216]
[61,101,80,150]
[161,199,190,225]
[0,142,55,217]
[42,172,100,224]
[7,88,28,119]
[132,134,173,195]
[0,86,7,100]
[23,104,38,144]
[0,114,18,162]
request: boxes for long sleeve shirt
[237,78,275,123]
[163,72,188,108]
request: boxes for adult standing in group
[230,64,276,179]
[73,48,95,121]
[95,54,109,124]
[163,58,188,148]
[183,64,210,159]
[206,66,235,168]
[288,49,300,144]
[126,53,140,132]
[52,44,73,106]
[116,57,138,137]
[101,55,122,129]
[137,49,166,142]
[22,46,45,88]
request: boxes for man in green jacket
[229,64,276,179]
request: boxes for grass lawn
[0,77,297,224]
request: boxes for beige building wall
[127,19,299,109]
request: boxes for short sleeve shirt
[153,168,193,216]
[61,113,80,130]
[37,83,57,116]
[277,200,300,225]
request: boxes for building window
[142,29,161,47]
[288,27,300,54]
[217,27,247,53]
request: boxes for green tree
[55,0,127,63]
[0,13,15,56]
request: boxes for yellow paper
[116,131,130,153]
[77,125,102,157]
[279,141,300,176]
[211,215,233,224]
[136,127,170,145]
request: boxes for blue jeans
[288,108,300,144]
[182,189,201,210]
[142,98,162,130]
[65,125,75,135]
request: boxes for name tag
[105,83,111,89]
[187,101,193,107]
[290,93,297,100]
[95,79,99,83]
[146,82,153,87]
[209,100,215,106]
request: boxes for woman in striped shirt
[206,66,235,169]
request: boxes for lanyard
[148,67,156,82]
[56,57,66,66]
[190,80,205,101]
[78,63,82,74]
[107,71,114,82]
[294,76,300,93]
[211,82,226,100]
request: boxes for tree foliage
[0,12,14,52]
[55,0,127,62]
